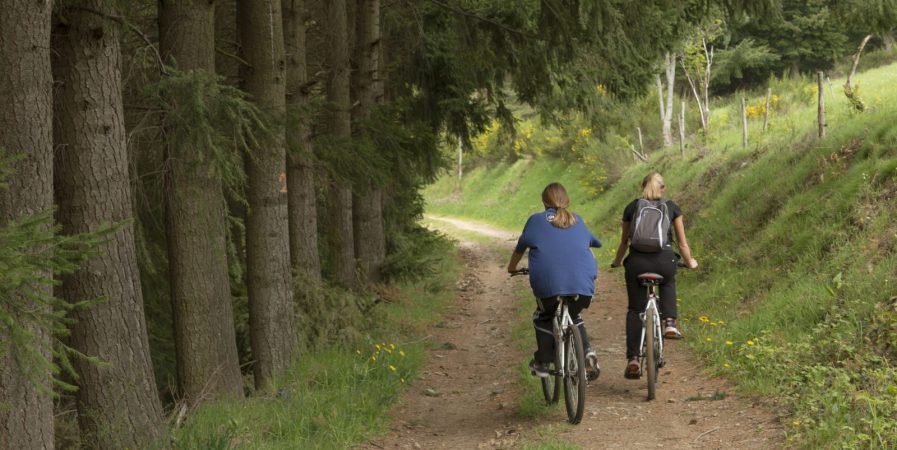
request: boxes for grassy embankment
[172,237,461,449]
[425,61,897,448]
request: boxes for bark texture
[52,3,166,447]
[0,1,56,448]
[352,0,385,282]
[237,0,298,389]
[325,0,358,289]
[159,0,245,403]
[283,0,321,284]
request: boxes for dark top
[514,208,602,298]
[622,198,682,252]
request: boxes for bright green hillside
[425,62,897,448]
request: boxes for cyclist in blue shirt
[507,182,602,380]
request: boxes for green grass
[426,61,897,448]
[173,238,462,449]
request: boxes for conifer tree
[283,0,322,285]
[158,0,245,403]
[352,0,386,283]
[323,0,358,289]
[51,2,165,446]
[237,0,298,389]
[0,1,57,447]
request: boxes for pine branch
[67,5,166,75]
[426,0,537,38]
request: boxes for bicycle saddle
[637,273,664,285]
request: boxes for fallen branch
[694,427,720,442]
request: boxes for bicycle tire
[563,325,587,424]
[540,360,561,404]
[645,305,658,401]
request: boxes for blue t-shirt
[514,209,602,299]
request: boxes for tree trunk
[352,0,385,283]
[656,74,664,124]
[237,0,298,390]
[679,101,685,158]
[324,0,358,289]
[763,87,771,133]
[0,1,55,448]
[884,31,894,51]
[51,3,166,447]
[660,52,675,147]
[790,61,800,79]
[159,0,245,403]
[283,0,321,285]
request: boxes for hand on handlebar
[509,267,529,276]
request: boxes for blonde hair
[641,172,665,200]
[542,182,577,229]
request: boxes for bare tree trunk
[884,31,895,51]
[237,0,298,390]
[741,97,748,148]
[637,127,644,153]
[817,71,826,139]
[324,0,358,289]
[660,52,675,147]
[679,101,685,158]
[353,0,385,283]
[0,1,55,448]
[159,0,245,404]
[763,87,771,133]
[846,34,873,89]
[51,3,166,446]
[283,0,321,285]
[844,34,873,112]
[656,74,664,124]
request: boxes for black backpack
[630,199,671,253]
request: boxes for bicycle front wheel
[563,325,587,424]
[645,306,658,401]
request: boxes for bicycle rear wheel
[645,306,658,401]
[563,325,587,424]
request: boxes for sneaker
[585,350,601,381]
[624,358,641,379]
[529,359,550,378]
[664,318,683,339]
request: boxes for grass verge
[173,235,461,449]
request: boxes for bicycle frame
[638,285,664,370]
[551,296,577,377]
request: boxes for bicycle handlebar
[509,268,529,277]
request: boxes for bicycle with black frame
[511,268,590,424]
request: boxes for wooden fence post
[817,71,826,139]
[741,97,748,148]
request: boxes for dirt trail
[363,217,784,449]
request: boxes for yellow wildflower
[390,343,396,350]
[699,315,710,323]
[370,356,377,363]
[399,351,406,357]
[401,378,405,384]
[706,337,713,342]
[725,340,733,346]
[746,340,755,346]
[389,365,397,372]
[723,363,731,368]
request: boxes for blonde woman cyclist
[611,172,698,379]
[508,182,602,380]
